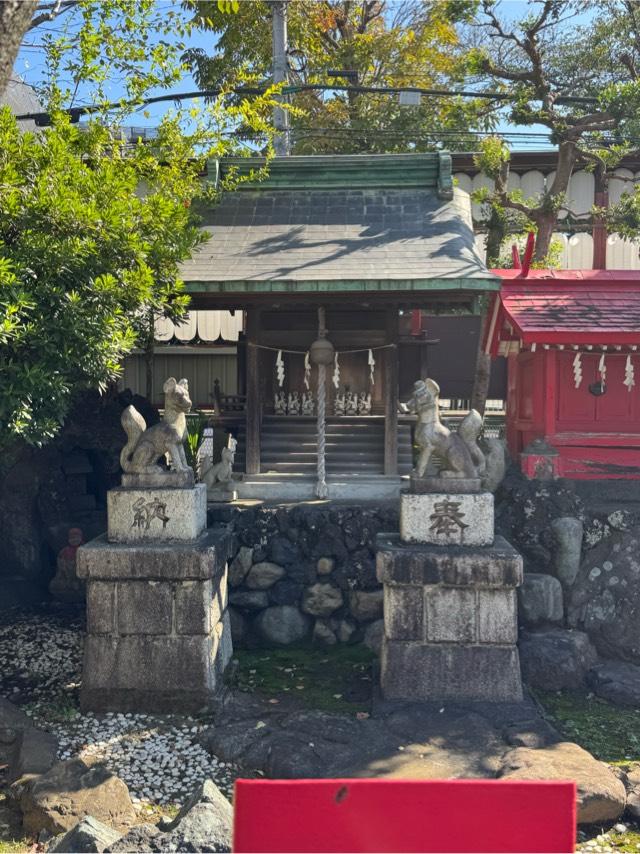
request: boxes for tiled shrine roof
[180,154,497,297]
[487,270,640,348]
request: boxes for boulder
[162,778,232,852]
[316,557,335,576]
[0,698,57,783]
[105,825,162,852]
[228,590,268,611]
[348,589,383,622]
[363,619,384,656]
[587,661,640,707]
[568,525,640,663]
[499,743,626,825]
[302,583,343,617]
[551,517,583,587]
[16,758,136,836]
[9,726,58,784]
[336,619,356,643]
[312,620,337,646]
[228,547,253,587]
[254,606,311,645]
[49,816,122,853]
[107,780,232,853]
[245,562,285,590]
[269,536,301,566]
[517,574,564,627]
[625,767,640,820]
[519,628,597,690]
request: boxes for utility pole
[271,0,289,156]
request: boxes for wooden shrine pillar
[384,310,399,476]
[245,307,261,475]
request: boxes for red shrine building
[485,270,640,480]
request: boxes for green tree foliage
[183,0,490,153]
[0,1,278,449]
[468,0,640,262]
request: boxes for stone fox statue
[408,378,482,479]
[120,377,192,474]
[407,378,506,490]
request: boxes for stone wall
[0,390,157,609]
[495,470,640,691]
[208,502,398,648]
[213,472,640,699]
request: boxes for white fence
[456,168,640,269]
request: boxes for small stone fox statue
[407,378,506,491]
[120,377,192,474]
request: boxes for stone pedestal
[400,492,494,547]
[377,534,523,702]
[107,484,207,543]
[78,482,233,713]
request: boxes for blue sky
[13,0,597,151]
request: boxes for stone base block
[80,635,225,714]
[376,534,523,588]
[107,484,206,543]
[78,526,232,713]
[383,584,518,645]
[400,492,494,546]
[381,640,523,702]
[121,470,195,489]
[409,476,482,494]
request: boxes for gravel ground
[0,607,238,812]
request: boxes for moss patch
[536,689,640,765]
[231,645,375,714]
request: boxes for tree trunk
[471,299,491,417]
[0,1,37,96]
[533,139,577,262]
[533,212,557,263]
[485,207,506,267]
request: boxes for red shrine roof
[485,270,640,351]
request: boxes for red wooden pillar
[506,352,519,455]
[543,349,558,440]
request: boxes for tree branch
[29,0,76,30]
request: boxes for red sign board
[234,778,576,853]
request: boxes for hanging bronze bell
[309,335,335,366]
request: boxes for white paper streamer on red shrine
[368,348,376,386]
[333,352,340,389]
[572,352,583,389]
[624,354,635,391]
[598,352,607,383]
[276,350,285,388]
[304,351,311,390]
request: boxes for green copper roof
[211,152,454,197]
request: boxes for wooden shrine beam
[245,307,261,475]
[384,310,399,476]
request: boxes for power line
[13,82,599,125]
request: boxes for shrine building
[485,269,640,480]
[179,153,498,498]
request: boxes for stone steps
[228,418,413,476]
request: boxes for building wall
[119,348,238,409]
[456,167,640,269]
